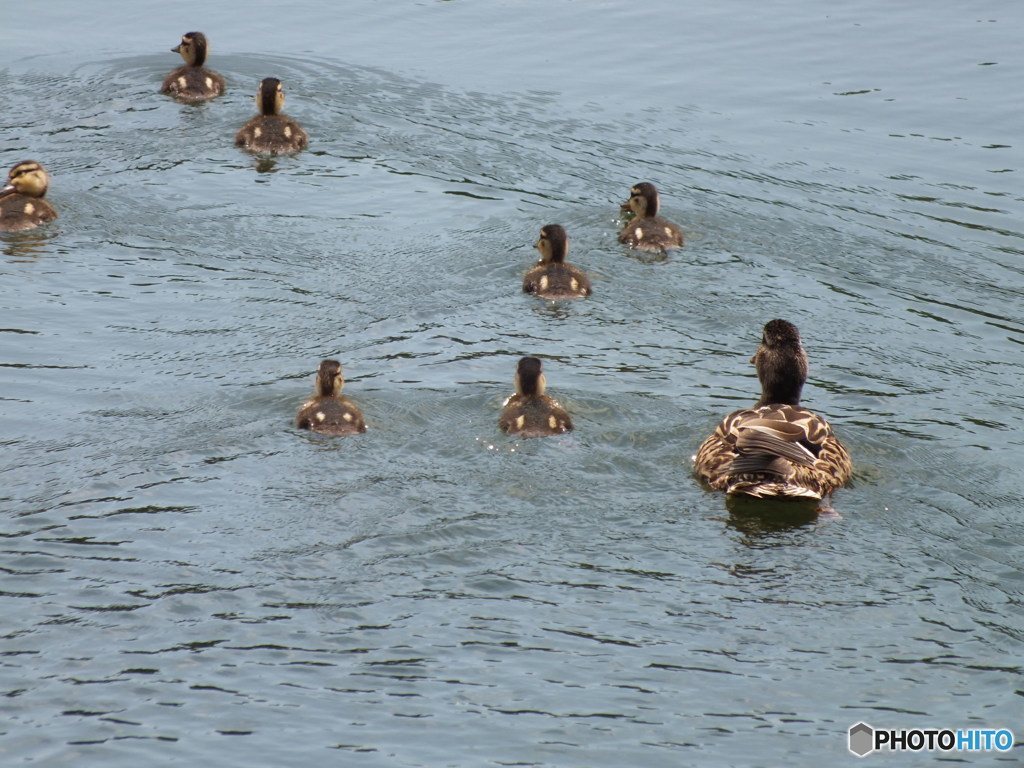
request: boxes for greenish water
[2,1,1022,766]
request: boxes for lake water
[2,1,1022,765]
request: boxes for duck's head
[256,77,285,116]
[314,359,345,397]
[752,319,808,407]
[3,161,50,198]
[171,32,210,67]
[534,224,569,264]
[514,356,547,397]
[621,182,660,218]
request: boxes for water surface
[1,1,1022,766]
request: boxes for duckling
[618,182,684,252]
[0,161,58,233]
[235,78,309,154]
[523,224,592,299]
[499,357,573,438]
[161,32,225,101]
[295,359,366,436]
[694,319,852,500]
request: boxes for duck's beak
[619,200,631,212]
[1,182,14,195]
[170,43,182,53]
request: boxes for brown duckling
[295,359,366,436]
[522,224,592,299]
[499,357,573,438]
[694,319,852,500]
[235,77,309,154]
[0,161,58,233]
[618,182,684,252]
[161,32,226,101]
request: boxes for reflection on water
[2,229,59,261]
[1,1,1023,766]
[724,495,824,540]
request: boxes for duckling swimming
[523,224,592,299]
[0,161,58,233]
[694,319,852,500]
[235,77,309,154]
[161,32,225,101]
[295,359,366,435]
[618,182,684,252]
[499,357,573,438]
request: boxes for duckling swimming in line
[499,357,573,438]
[619,182,684,252]
[235,77,309,154]
[694,319,852,500]
[161,32,225,101]
[296,359,366,435]
[0,161,58,233]
[523,224,592,299]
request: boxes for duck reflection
[724,494,821,540]
[2,229,56,261]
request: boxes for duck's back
[619,215,684,252]
[296,396,366,435]
[499,395,572,437]
[523,263,591,299]
[161,66,225,100]
[235,114,309,153]
[695,403,851,499]
[0,193,57,232]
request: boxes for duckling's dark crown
[318,359,342,376]
[761,318,802,348]
[632,182,658,196]
[517,356,543,377]
[9,161,43,177]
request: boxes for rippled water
[2,1,1022,765]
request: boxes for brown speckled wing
[694,404,851,499]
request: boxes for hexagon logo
[849,722,874,757]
